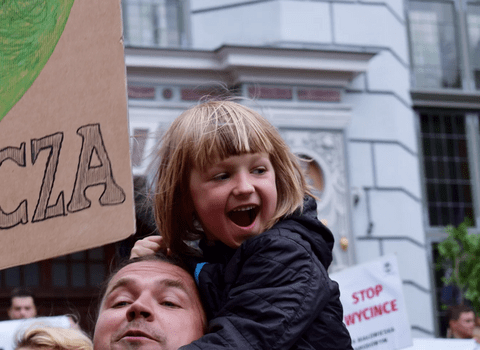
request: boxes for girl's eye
[213,173,229,181]
[252,167,267,175]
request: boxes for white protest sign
[330,255,412,350]
[0,316,71,350]
[404,338,480,350]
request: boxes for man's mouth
[122,330,155,341]
[228,205,259,227]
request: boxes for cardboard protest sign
[0,316,71,350]
[0,0,135,269]
[330,255,412,350]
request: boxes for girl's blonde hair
[154,100,311,255]
[15,326,93,350]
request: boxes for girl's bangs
[190,106,274,169]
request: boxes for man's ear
[7,307,12,319]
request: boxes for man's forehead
[460,311,475,319]
[12,296,34,305]
[106,260,194,293]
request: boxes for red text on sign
[352,284,383,304]
[344,299,398,326]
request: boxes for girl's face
[189,152,278,248]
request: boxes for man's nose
[233,173,254,196]
[126,296,154,322]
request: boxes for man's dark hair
[447,304,474,321]
[9,288,36,308]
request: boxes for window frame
[406,0,480,91]
[121,0,191,49]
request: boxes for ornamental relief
[281,130,352,271]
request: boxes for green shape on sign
[0,0,75,122]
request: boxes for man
[94,254,206,350]
[8,288,37,320]
[447,304,476,339]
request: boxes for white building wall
[188,0,435,338]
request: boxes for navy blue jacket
[181,197,353,350]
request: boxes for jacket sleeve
[180,229,335,350]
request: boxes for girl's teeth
[233,206,255,212]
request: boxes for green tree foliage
[437,219,480,314]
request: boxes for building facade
[2,0,479,338]
[124,0,435,338]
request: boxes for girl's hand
[130,235,169,258]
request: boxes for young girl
[132,100,352,349]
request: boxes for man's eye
[161,301,180,308]
[112,301,130,308]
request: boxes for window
[408,1,462,89]
[0,245,116,333]
[122,0,188,48]
[419,110,475,226]
[418,109,480,336]
[467,3,480,88]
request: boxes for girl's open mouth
[228,205,259,227]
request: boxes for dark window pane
[432,115,441,133]
[423,138,433,156]
[439,184,449,202]
[429,205,439,226]
[454,116,465,134]
[421,115,430,132]
[71,252,85,260]
[465,207,475,224]
[458,139,468,157]
[88,247,104,260]
[425,160,435,178]
[437,161,447,179]
[434,138,443,156]
[461,162,471,180]
[24,263,39,287]
[72,263,86,287]
[440,206,451,226]
[90,264,105,287]
[427,184,437,202]
[5,267,20,287]
[444,117,453,134]
[463,185,473,202]
[53,263,68,287]
[451,185,460,201]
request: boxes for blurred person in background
[8,288,37,320]
[447,305,476,339]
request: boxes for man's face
[8,296,37,319]
[451,311,476,339]
[94,260,205,350]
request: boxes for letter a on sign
[0,0,135,269]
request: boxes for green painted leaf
[0,0,75,121]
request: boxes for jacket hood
[275,196,334,268]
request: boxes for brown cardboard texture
[0,0,135,269]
